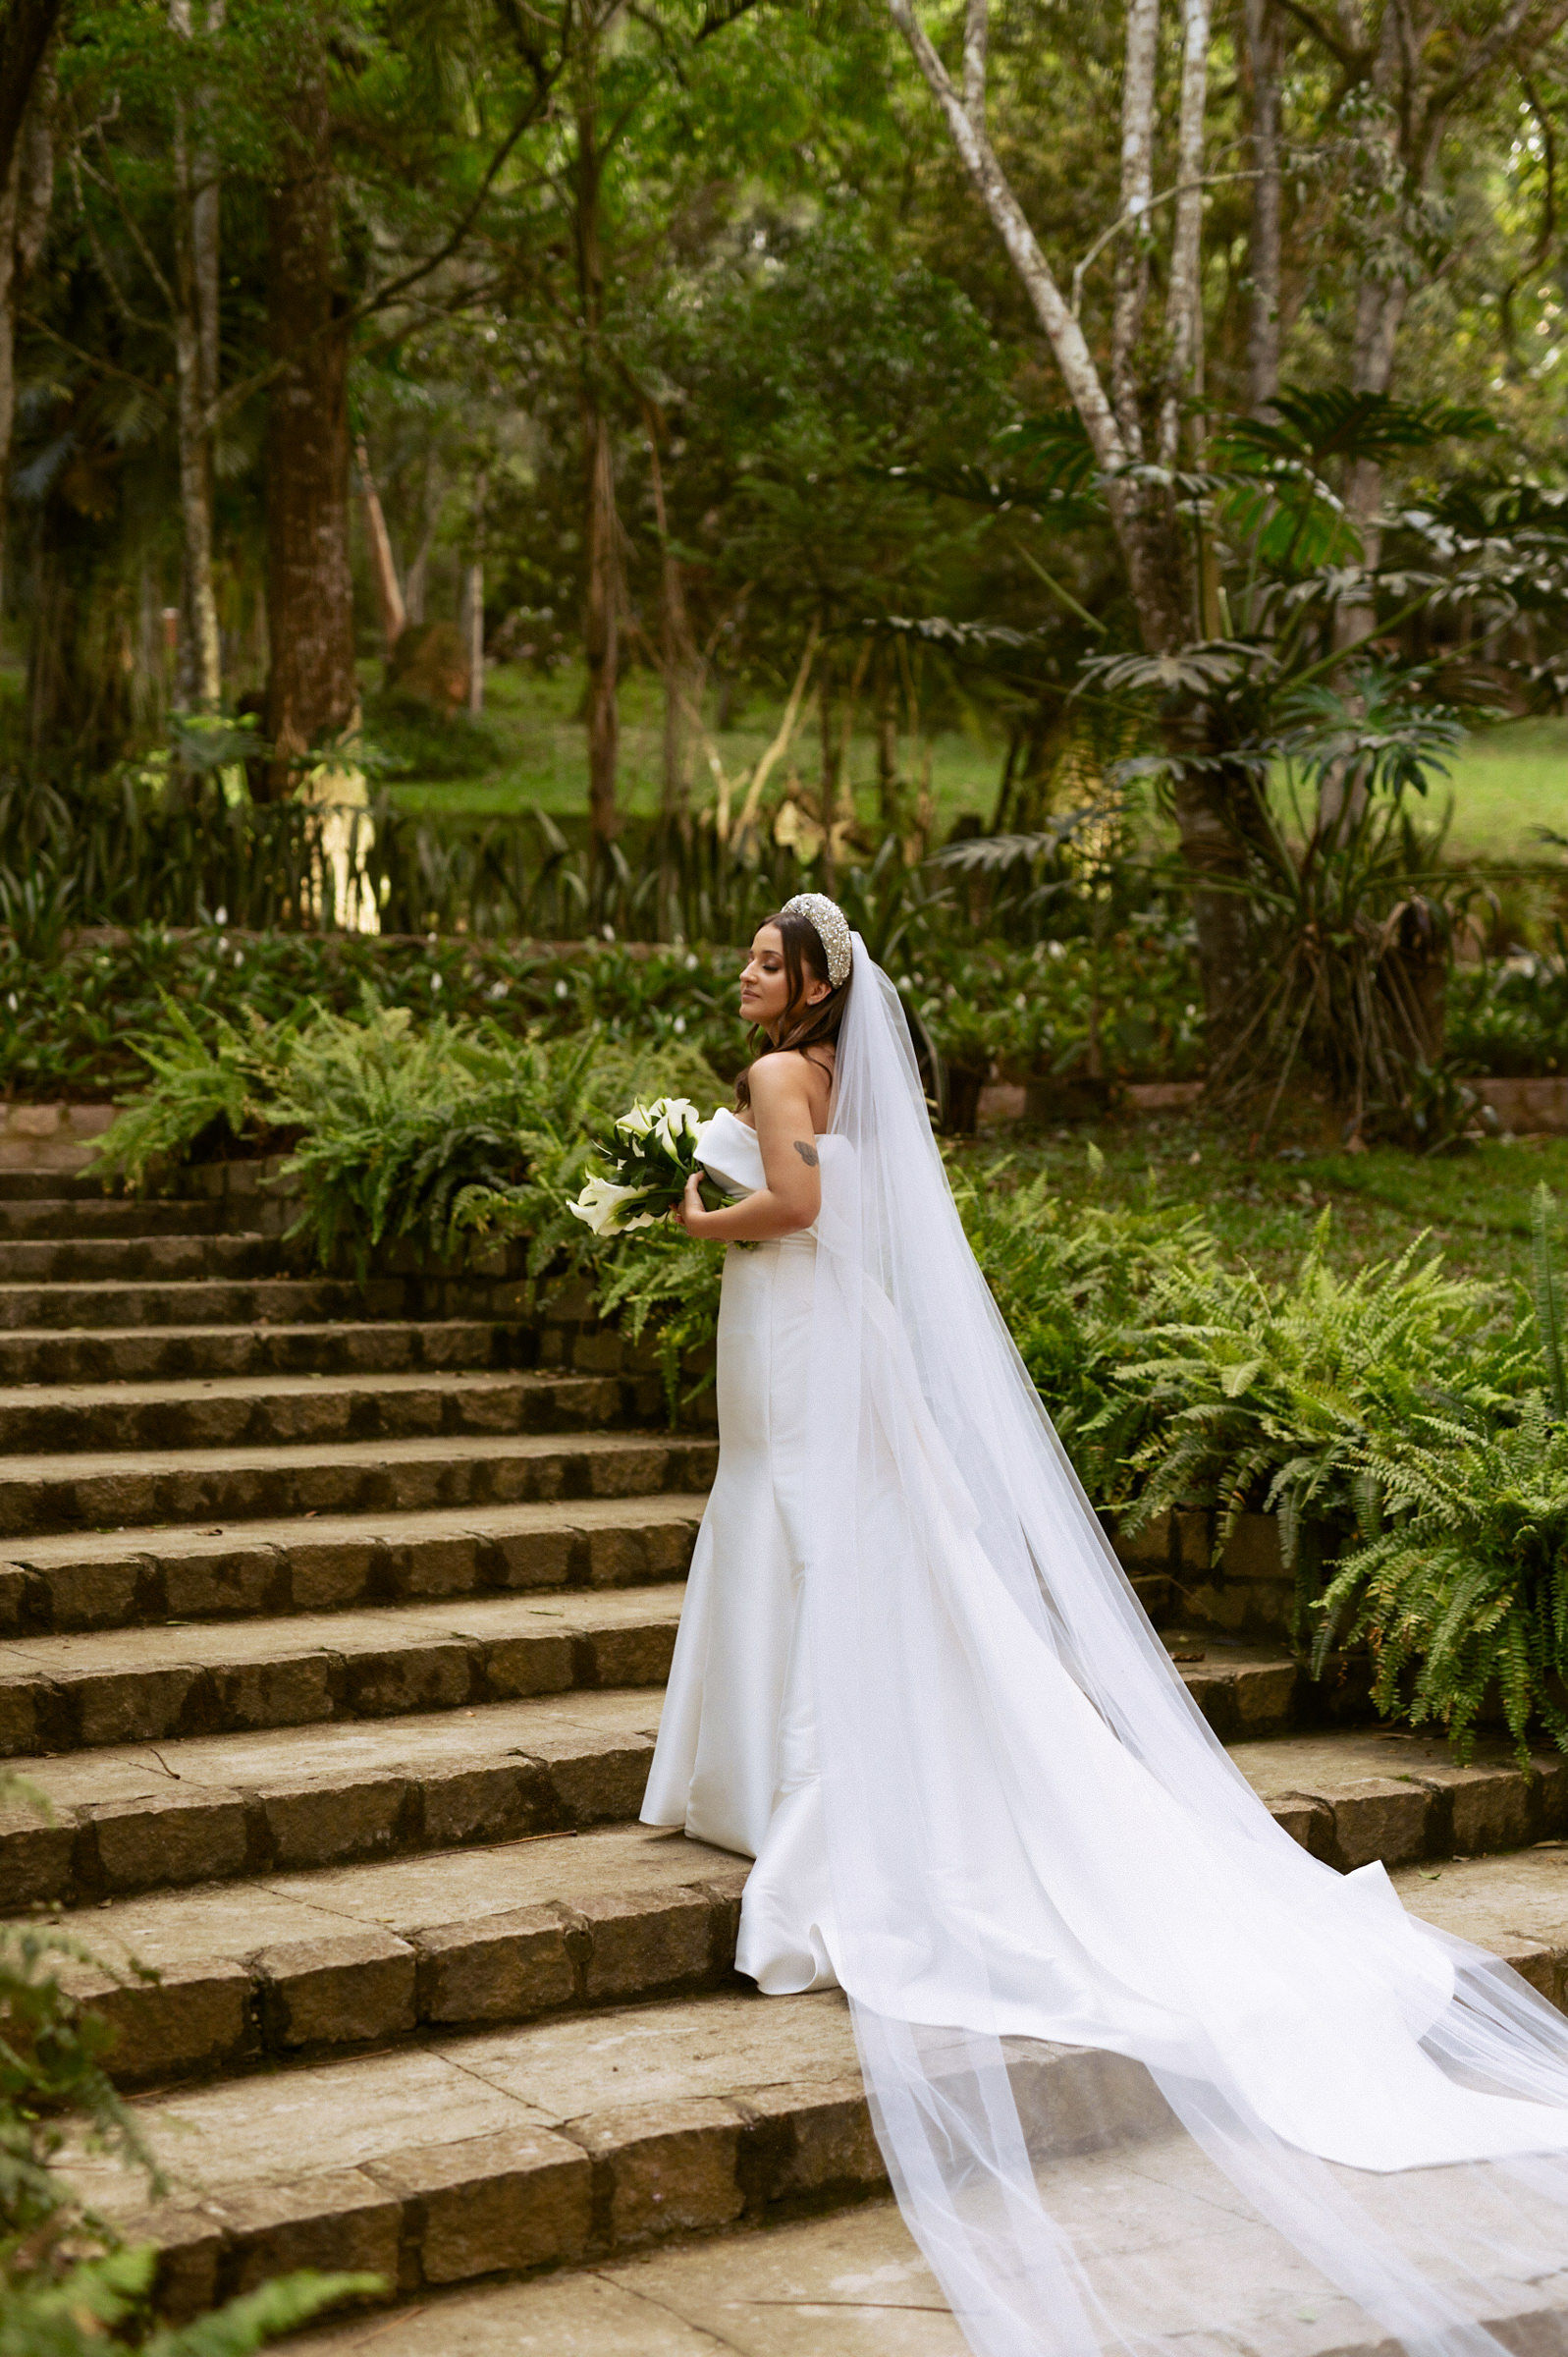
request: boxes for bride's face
[739,926,790,1031]
[740,923,828,1035]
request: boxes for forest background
[6,0,1568,899]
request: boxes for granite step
[0,1233,285,1284]
[0,1685,669,1907]
[0,1495,707,1634]
[0,1318,540,1388]
[0,1427,720,1540]
[0,1582,687,1757]
[72,1843,1568,2323]
[0,1196,233,1241]
[0,1368,649,1458]
[0,1276,411,1331]
[0,1169,120,1201]
[0,1605,1313,1761]
[48,1818,745,2085]
[4,1699,1561,1916]
[279,2150,1568,2357]
[60,1792,1567,2098]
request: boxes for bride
[642,893,1568,2357]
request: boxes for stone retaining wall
[0,1100,116,1172]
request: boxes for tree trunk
[1243,0,1282,411]
[354,436,406,650]
[645,416,693,842]
[575,80,619,851]
[0,52,52,621]
[169,0,222,712]
[262,17,355,797]
[0,0,61,198]
[887,0,1259,1026]
[1159,0,1211,468]
[1110,0,1160,453]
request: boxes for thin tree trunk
[1111,0,1160,454]
[1243,0,1282,411]
[887,0,1254,1027]
[170,0,221,711]
[575,79,619,850]
[646,416,693,841]
[262,14,355,796]
[355,436,406,650]
[0,62,53,622]
[1160,0,1211,468]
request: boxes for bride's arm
[674,1057,822,1241]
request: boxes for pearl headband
[782,893,853,988]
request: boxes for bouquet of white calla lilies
[569,1095,723,1240]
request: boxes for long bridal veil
[802,936,1568,2357]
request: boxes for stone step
[0,1168,121,1201]
[5,1692,1560,1917]
[0,1685,667,1907]
[0,1582,687,1757]
[279,2151,1568,2357]
[76,1842,1568,2323]
[0,1318,539,1388]
[0,1197,233,1240]
[50,1818,744,2086]
[83,1985,888,2315]
[0,1601,1312,1763]
[0,1426,719,1540]
[61,1760,1546,2096]
[0,1233,283,1285]
[0,1275,410,1331]
[0,1494,707,1634]
[0,1368,649,1458]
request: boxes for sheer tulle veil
[801,934,1568,2357]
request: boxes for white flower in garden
[555,980,569,1000]
[431,972,443,992]
[673,1015,686,1035]
[685,953,699,971]
[215,905,228,925]
[568,1175,657,1236]
[616,1102,658,1141]
[5,993,17,1014]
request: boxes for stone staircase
[4,1166,1568,2356]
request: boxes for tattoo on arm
[792,1139,820,1168]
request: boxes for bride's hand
[673,1172,709,1234]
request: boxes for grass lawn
[385,667,1568,861]
[381,664,1001,835]
[959,1116,1568,1290]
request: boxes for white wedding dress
[642,1106,837,1993]
[641,961,1568,2357]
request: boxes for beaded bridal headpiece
[782,893,852,988]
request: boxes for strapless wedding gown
[640,1106,837,1992]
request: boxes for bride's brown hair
[734,905,850,1112]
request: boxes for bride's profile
[643,892,1568,2357]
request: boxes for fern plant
[1316,1396,1568,1760]
[92,1002,295,1193]
[1104,1214,1517,1634]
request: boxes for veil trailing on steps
[802,935,1568,2357]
